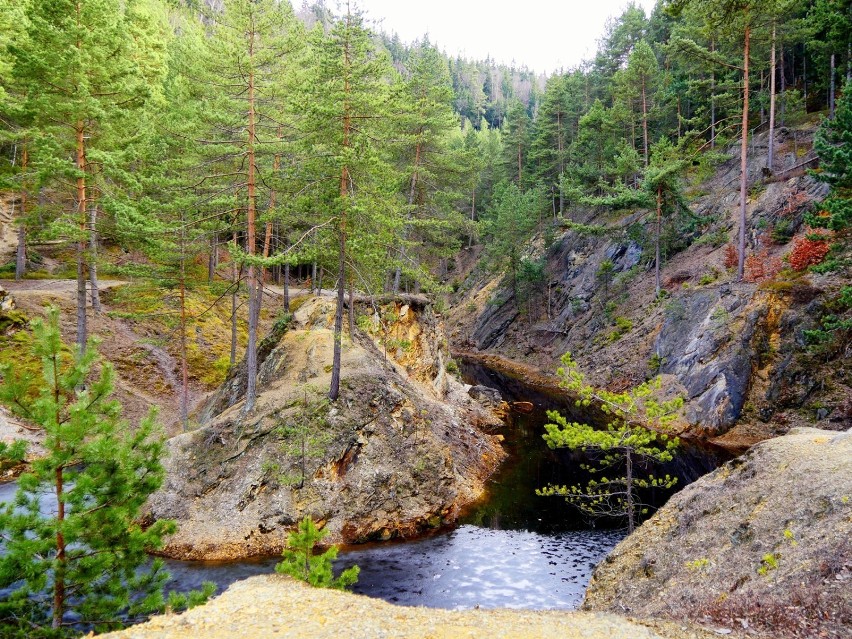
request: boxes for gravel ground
[101,575,720,639]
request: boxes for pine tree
[11,0,164,351]
[299,4,400,401]
[501,99,532,187]
[194,0,303,412]
[616,40,660,167]
[482,182,544,306]
[391,40,465,293]
[643,138,691,297]
[275,516,359,590]
[537,352,681,533]
[0,307,212,635]
[811,79,852,230]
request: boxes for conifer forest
[0,1,850,638]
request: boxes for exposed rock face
[449,125,850,443]
[148,297,505,560]
[101,574,719,639]
[652,288,759,436]
[584,428,852,639]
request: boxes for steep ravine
[448,126,851,448]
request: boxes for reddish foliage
[744,250,783,283]
[724,244,739,269]
[789,230,832,271]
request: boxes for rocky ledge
[101,574,719,639]
[584,427,852,639]
[146,297,507,560]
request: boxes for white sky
[353,0,659,74]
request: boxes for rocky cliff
[583,427,852,639]
[146,296,506,560]
[449,125,851,447]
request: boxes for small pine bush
[275,516,359,590]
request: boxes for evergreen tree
[501,99,532,187]
[616,40,660,167]
[811,79,852,230]
[10,0,165,351]
[643,138,691,297]
[481,182,544,305]
[0,307,212,635]
[537,352,681,533]
[193,0,303,412]
[392,40,465,293]
[275,516,359,590]
[299,4,400,400]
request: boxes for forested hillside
[0,0,851,636]
[1,0,850,413]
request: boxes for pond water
[0,358,729,612]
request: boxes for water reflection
[342,525,621,609]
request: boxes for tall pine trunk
[655,184,662,298]
[737,24,751,282]
[179,230,189,432]
[710,40,716,150]
[625,450,635,533]
[15,146,27,281]
[88,202,101,313]
[330,19,352,402]
[244,32,259,414]
[768,23,776,171]
[230,231,239,367]
[75,123,87,353]
[641,76,649,167]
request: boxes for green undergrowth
[103,280,262,389]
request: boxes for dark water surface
[0,359,729,611]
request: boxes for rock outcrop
[101,574,719,639]
[448,125,850,444]
[147,297,506,560]
[584,427,852,639]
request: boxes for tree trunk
[467,188,475,248]
[625,450,635,533]
[88,202,101,313]
[830,52,836,119]
[330,13,352,402]
[244,36,259,414]
[780,44,786,128]
[230,231,238,367]
[283,239,290,312]
[52,466,66,629]
[207,233,217,282]
[557,111,565,214]
[768,23,776,170]
[15,223,26,281]
[737,24,751,282]
[348,272,355,337]
[75,123,87,352]
[655,184,662,298]
[15,146,27,281]
[710,40,716,150]
[641,76,649,167]
[179,235,189,432]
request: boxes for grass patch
[103,280,256,389]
